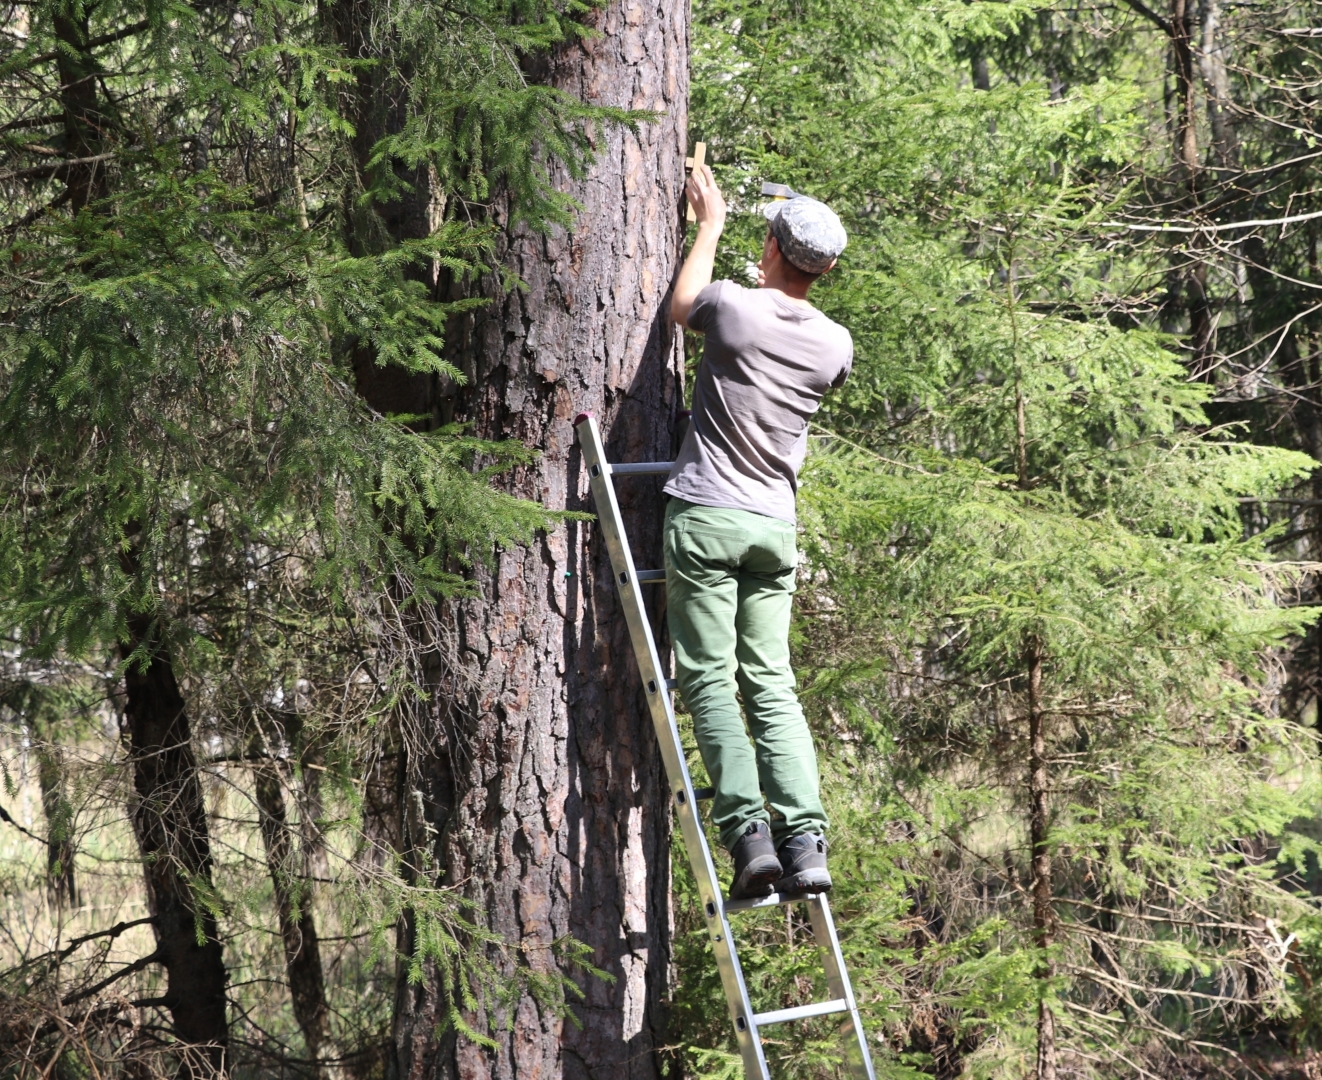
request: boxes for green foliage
[2,167,545,660]
[4,0,1321,1074]
[678,0,1322,1074]
[355,865,610,1049]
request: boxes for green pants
[664,498,827,852]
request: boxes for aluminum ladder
[574,412,876,1080]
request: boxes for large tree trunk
[327,0,688,1071]
[121,617,229,1075]
[388,5,689,1078]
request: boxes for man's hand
[672,164,726,329]
[685,163,726,234]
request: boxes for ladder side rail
[575,415,771,1079]
[575,416,706,876]
[807,895,877,1080]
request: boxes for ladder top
[573,415,672,474]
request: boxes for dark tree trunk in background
[971,54,990,91]
[1173,0,1210,375]
[325,0,445,420]
[1135,0,1214,374]
[388,4,688,1077]
[60,6,226,1062]
[121,618,229,1074]
[53,5,108,214]
[254,761,332,1069]
[1169,0,1213,375]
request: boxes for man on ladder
[572,161,872,1073]
[665,162,852,900]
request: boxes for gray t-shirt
[664,280,853,523]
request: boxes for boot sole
[775,869,833,895]
[730,856,782,900]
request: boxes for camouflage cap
[763,195,847,274]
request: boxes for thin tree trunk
[1133,0,1215,370]
[36,738,77,907]
[1013,272,1056,1078]
[121,616,228,1076]
[54,10,225,1065]
[293,719,332,888]
[1198,0,1237,166]
[254,759,332,1071]
[1027,642,1056,1080]
[1169,0,1199,192]
[1169,0,1214,374]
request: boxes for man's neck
[758,279,815,307]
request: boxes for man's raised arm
[671,163,727,330]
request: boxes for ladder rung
[635,569,666,582]
[665,678,678,691]
[610,462,674,476]
[753,998,849,1027]
[724,889,825,913]
[692,786,714,801]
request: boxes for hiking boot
[728,820,781,900]
[775,833,832,895]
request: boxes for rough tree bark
[326,0,687,1071]
[121,615,229,1075]
[387,4,689,1078]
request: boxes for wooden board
[685,141,707,223]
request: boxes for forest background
[3,0,1322,1078]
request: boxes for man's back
[664,279,853,523]
[663,163,848,901]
